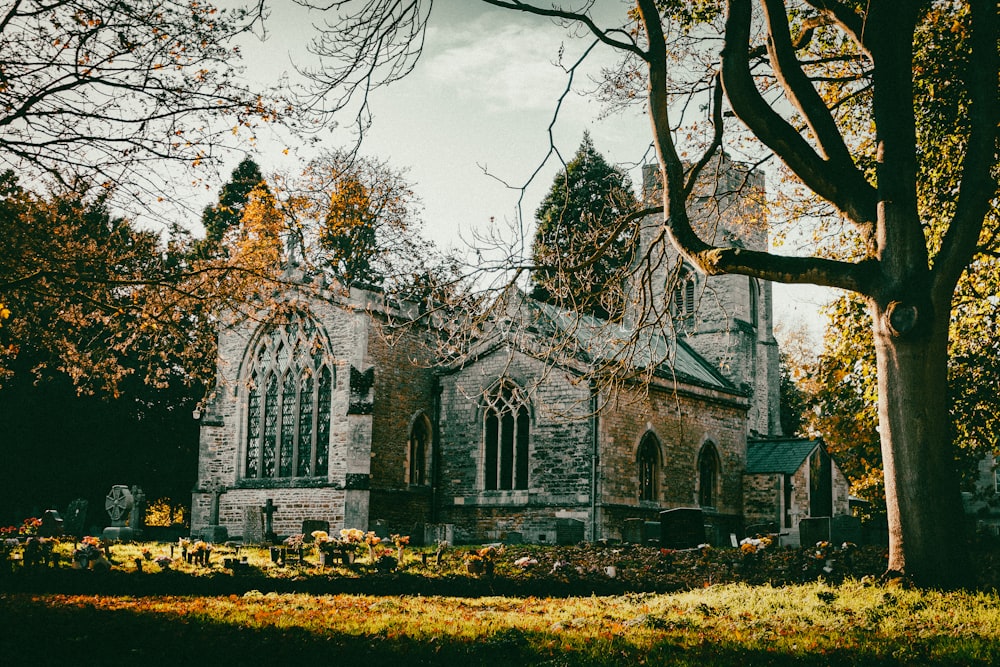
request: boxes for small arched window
[698,442,721,508]
[638,432,660,502]
[673,269,696,318]
[749,277,760,329]
[408,414,432,486]
[483,380,530,491]
[244,311,333,480]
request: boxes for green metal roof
[745,438,822,475]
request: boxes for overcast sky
[237,0,832,342]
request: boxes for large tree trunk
[872,299,972,589]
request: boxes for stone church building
[190,159,849,546]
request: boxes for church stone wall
[436,349,596,543]
[366,319,438,535]
[192,290,384,538]
[597,381,747,540]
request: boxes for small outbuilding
[743,437,850,546]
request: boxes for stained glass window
[262,373,278,477]
[297,372,314,477]
[279,372,296,477]
[245,372,261,478]
[483,381,530,491]
[316,366,332,476]
[243,311,334,480]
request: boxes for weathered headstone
[372,518,389,539]
[745,522,778,537]
[799,516,832,546]
[261,498,279,542]
[622,518,644,544]
[301,520,330,541]
[199,479,228,543]
[503,531,523,545]
[422,523,454,547]
[39,510,63,537]
[63,499,88,539]
[831,515,862,545]
[659,508,705,549]
[556,518,584,545]
[129,485,146,532]
[102,485,135,542]
[643,521,662,545]
[243,506,264,544]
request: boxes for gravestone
[422,523,454,547]
[63,499,88,539]
[372,518,389,539]
[799,516,832,546]
[622,518,644,544]
[199,479,229,543]
[659,508,705,549]
[745,522,778,537]
[129,485,146,536]
[831,515,862,545]
[243,506,264,544]
[102,485,135,542]
[302,520,330,541]
[556,518,584,545]
[503,531,523,545]
[643,521,661,545]
[261,498,279,542]
[39,510,63,537]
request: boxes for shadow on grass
[0,594,989,667]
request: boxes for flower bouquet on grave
[311,530,333,566]
[391,534,410,565]
[374,547,397,573]
[333,528,365,564]
[363,531,382,563]
[73,536,102,569]
[154,555,172,571]
[190,540,211,566]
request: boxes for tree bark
[872,296,972,588]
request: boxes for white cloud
[423,21,599,113]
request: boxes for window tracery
[244,311,333,480]
[483,380,530,491]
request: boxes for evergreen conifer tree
[531,133,639,320]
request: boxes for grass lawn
[2,540,999,665]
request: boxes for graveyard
[4,483,1000,664]
[3,534,1000,665]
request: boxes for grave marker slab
[243,506,264,544]
[63,499,88,539]
[302,520,330,541]
[799,517,832,546]
[659,508,705,549]
[556,518,584,545]
[622,518,644,544]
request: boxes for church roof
[745,438,823,475]
[523,297,734,392]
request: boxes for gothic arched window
[408,414,431,486]
[483,380,530,491]
[244,311,333,480]
[673,269,696,318]
[698,442,721,508]
[638,432,660,502]
[749,277,760,329]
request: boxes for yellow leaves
[0,303,10,326]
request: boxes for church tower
[635,156,782,437]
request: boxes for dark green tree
[196,157,268,259]
[531,133,640,320]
